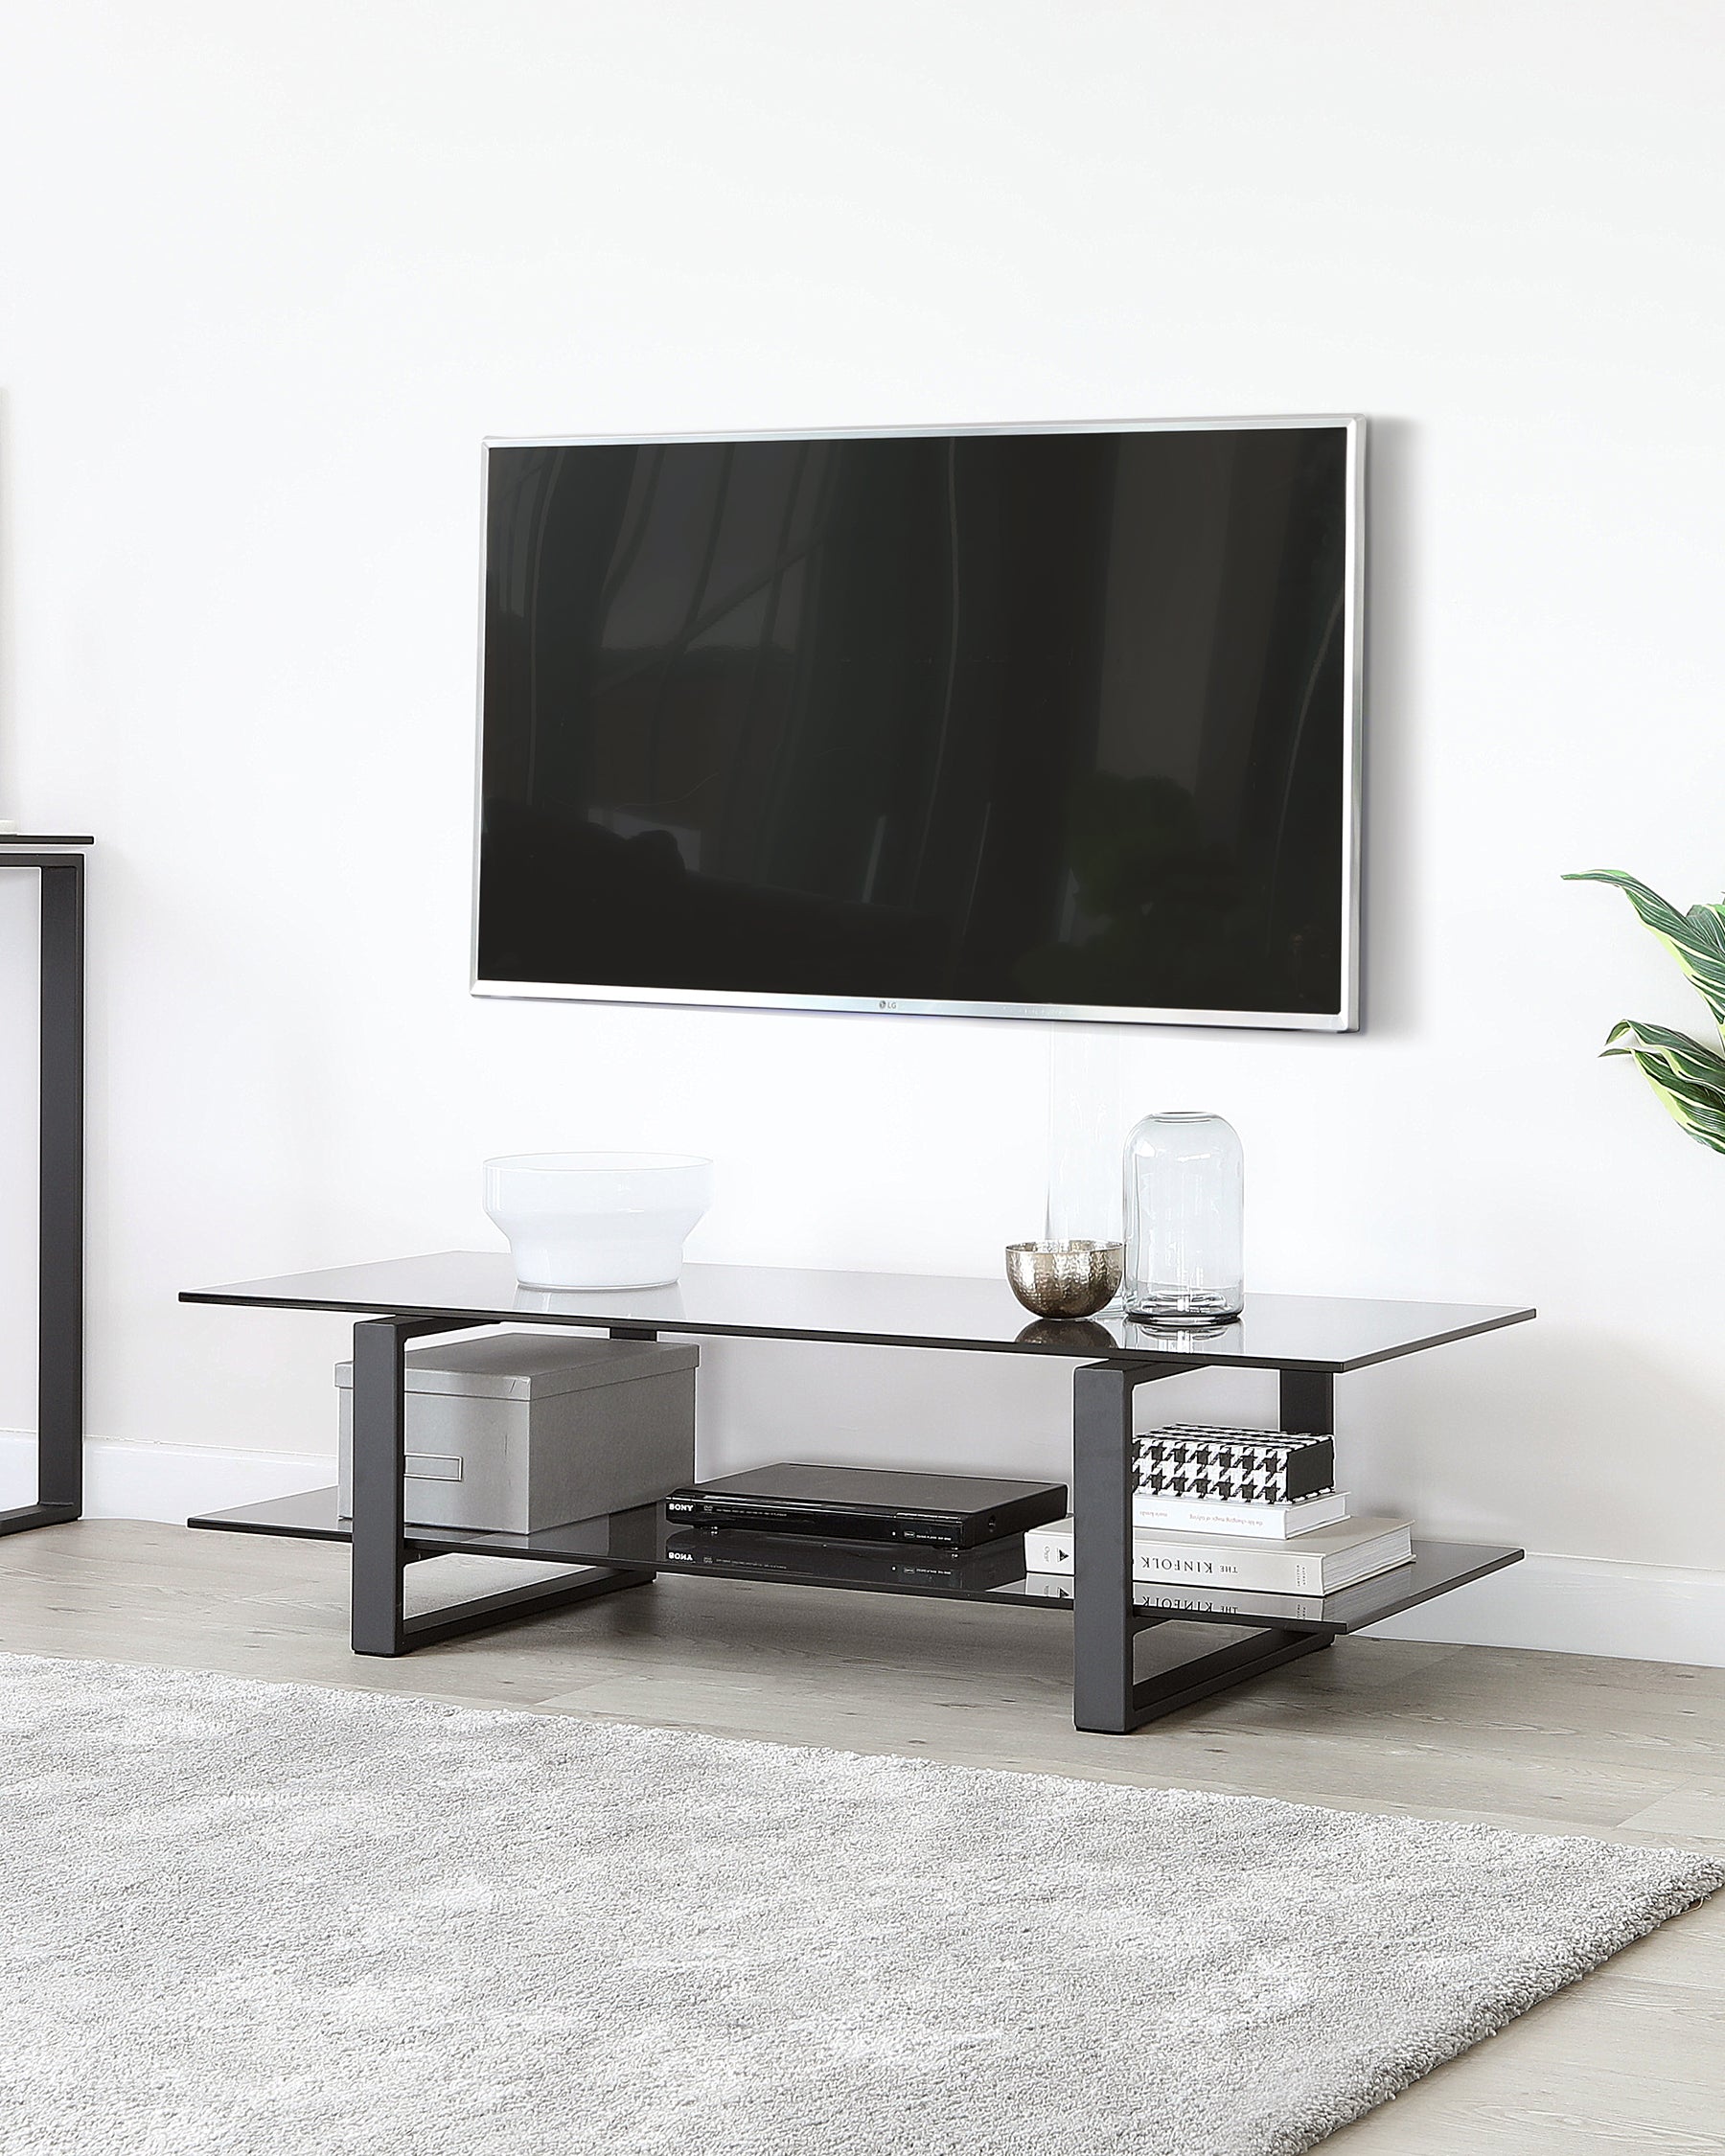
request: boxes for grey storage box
[335,1332,698,1534]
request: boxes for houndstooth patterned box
[1132,1424,1335,1504]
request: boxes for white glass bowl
[483,1152,713,1291]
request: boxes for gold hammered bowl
[1004,1239,1125,1319]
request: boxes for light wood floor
[4,1519,1723,2150]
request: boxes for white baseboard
[0,1430,331,1526]
[1363,1553,1725,1666]
[5,1433,1723,1669]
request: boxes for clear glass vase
[1123,1112,1244,1324]
[1045,1027,1124,1249]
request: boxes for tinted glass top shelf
[0,834,93,846]
[180,1251,1533,1371]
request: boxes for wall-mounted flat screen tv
[473,417,1362,1030]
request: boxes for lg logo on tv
[878,999,899,1011]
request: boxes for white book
[1015,1573,1335,1624]
[1130,1490,1349,1540]
[1022,1516,1414,1595]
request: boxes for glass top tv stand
[182,1253,1533,1735]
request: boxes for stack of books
[1024,1423,1414,1595]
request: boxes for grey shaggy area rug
[0,1654,1717,2156]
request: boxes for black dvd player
[661,1463,1068,1549]
[662,1528,1030,1594]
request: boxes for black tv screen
[474,420,1361,1029]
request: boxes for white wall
[3,1,1724,1660]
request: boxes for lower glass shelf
[187,1488,1523,1639]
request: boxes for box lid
[335,1331,699,1400]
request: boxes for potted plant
[1565,869,1725,1154]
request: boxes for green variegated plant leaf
[1563,869,1725,1029]
[1566,871,1725,1157]
[1602,1021,1725,1155]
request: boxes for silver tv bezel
[471,414,1365,1033]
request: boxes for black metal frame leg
[1072,1358,1175,1732]
[0,854,84,1539]
[1071,1356,1332,1733]
[348,1316,654,1656]
[1280,1367,1335,1438]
